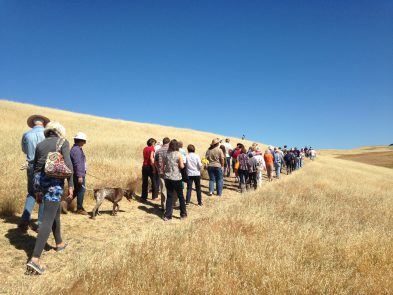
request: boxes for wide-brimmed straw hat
[27,114,50,128]
[211,138,220,146]
[44,121,66,138]
[74,132,87,141]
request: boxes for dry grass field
[320,146,393,169]
[1,100,393,294]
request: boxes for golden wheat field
[1,100,393,294]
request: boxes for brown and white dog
[91,188,133,219]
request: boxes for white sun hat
[74,132,87,141]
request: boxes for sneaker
[186,202,190,206]
[208,192,213,196]
[180,215,188,220]
[198,203,203,207]
[76,209,89,216]
[163,216,171,221]
[26,260,45,275]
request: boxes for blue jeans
[274,163,282,179]
[73,176,86,210]
[299,158,303,168]
[208,167,223,196]
[21,164,44,225]
[238,169,249,186]
[225,157,231,176]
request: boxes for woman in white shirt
[253,147,266,188]
[185,144,203,206]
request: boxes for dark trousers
[164,179,187,219]
[32,200,62,258]
[73,176,86,210]
[186,176,202,205]
[286,161,292,174]
[141,165,157,200]
[248,172,257,189]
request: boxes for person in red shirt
[141,138,157,201]
[263,150,274,182]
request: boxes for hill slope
[1,100,393,294]
[0,99,265,214]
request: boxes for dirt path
[0,167,295,294]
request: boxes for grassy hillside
[1,100,392,294]
[0,99,264,215]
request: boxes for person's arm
[197,155,203,171]
[150,150,155,165]
[70,148,84,183]
[219,150,225,167]
[61,140,74,198]
[178,153,185,169]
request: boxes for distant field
[336,151,393,169]
[320,146,393,169]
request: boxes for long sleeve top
[70,145,86,177]
[21,126,45,163]
[33,136,74,187]
[186,153,202,176]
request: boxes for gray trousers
[32,200,62,258]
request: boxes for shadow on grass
[2,216,52,262]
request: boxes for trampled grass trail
[2,155,393,294]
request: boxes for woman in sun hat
[205,138,225,196]
[26,121,74,275]
[70,132,88,215]
[19,114,50,231]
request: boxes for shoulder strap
[56,138,65,152]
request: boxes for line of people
[141,137,316,218]
[19,115,88,274]
[18,114,316,275]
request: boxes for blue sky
[1,0,392,149]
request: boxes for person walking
[154,141,162,195]
[205,138,225,196]
[247,153,258,190]
[237,147,249,193]
[284,150,293,174]
[185,144,203,206]
[264,150,274,182]
[163,139,187,221]
[141,138,157,202]
[273,148,284,179]
[69,132,88,215]
[26,121,73,275]
[223,138,232,177]
[19,114,50,231]
[155,137,170,210]
[253,147,266,188]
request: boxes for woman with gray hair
[26,121,74,275]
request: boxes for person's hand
[20,162,28,170]
[78,177,83,184]
[67,188,74,202]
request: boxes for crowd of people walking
[18,114,316,275]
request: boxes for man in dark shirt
[70,132,88,215]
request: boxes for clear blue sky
[1,1,392,149]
